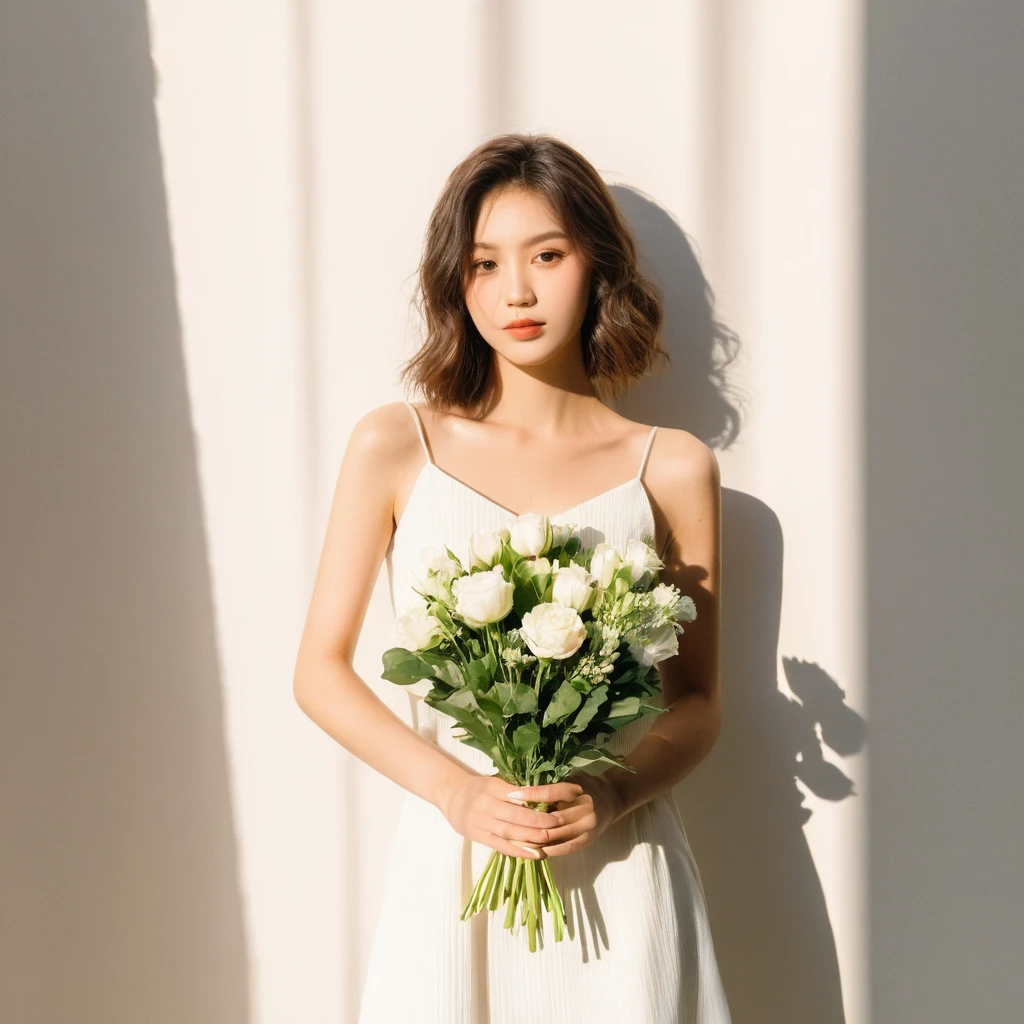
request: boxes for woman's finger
[504,782,584,807]
[490,796,563,829]
[485,812,559,847]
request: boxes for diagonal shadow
[0,3,249,1021]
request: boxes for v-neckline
[427,461,644,519]
[391,461,657,545]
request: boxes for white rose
[520,555,552,579]
[520,602,587,660]
[551,562,596,613]
[468,526,509,569]
[450,564,514,628]
[390,598,445,651]
[550,521,576,548]
[622,538,665,585]
[628,621,679,666]
[509,513,552,557]
[589,542,623,588]
[412,546,462,600]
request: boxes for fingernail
[505,790,527,802]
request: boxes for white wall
[3,2,1020,1023]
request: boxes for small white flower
[651,583,697,622]
[520,602,587,660]
[551,562,596,613]
[675,594,697,623]
[628,621,679,666]
[450,564,514,628]
[509,513,552,557]
[589,542,623,588]
[651,582,679,611]
[468,526,509,569]
[391,598,445,651]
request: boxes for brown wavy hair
[398,132,668,416]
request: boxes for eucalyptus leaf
[570,684,609,734]
[542,679,583,727]
[608,695,641,718]
[476,694,506,730]
[380,647,437,687]
[509,682,539,715]
[568,750,633,775]
[446,688,480,712]
[465,658,493,694]
[513,721,540,755]
[435,659,468,690]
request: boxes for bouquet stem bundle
[461,839,566,952]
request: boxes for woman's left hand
[537,773,627,857]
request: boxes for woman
[293,132,731,1023]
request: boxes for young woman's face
[463,188,592,368]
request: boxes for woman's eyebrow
[472,231,569,251]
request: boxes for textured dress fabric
[358,402,732,1024]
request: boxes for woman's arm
[292,404,569,861]
[292,405,471,812]
[604,434,723,817]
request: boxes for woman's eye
[473,251,565,272]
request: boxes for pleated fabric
[358,403,732,1024]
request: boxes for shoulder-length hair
[398,132,668,415]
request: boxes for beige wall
[2,2,1020,1023]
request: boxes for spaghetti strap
[404,401,434,466]
[636,424,658,479]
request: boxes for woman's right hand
[440,774,579,860]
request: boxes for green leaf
[608,695,641,718]
[453,732,502,764]
[476,693,506,730]
[570,684,609,733]
[512,721,541,755]
[509,682,539,715]
[569,749,635,775]
[380,647,436,687]
[602,712,648,732]
[464,657,493,694]
[445,688,480,712]
[542,679,583,727]
[431,698,494,746]
[434,659,468,690]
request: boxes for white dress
[358,401,732,1024]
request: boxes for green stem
[503,857,524,930]
[540,859,566,942]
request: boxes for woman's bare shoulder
[344,400,421,462]
[647,424,718,486]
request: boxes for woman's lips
[504,323,544,339]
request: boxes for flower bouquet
[380,513,696,952]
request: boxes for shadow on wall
[0,4,249,1022]
[614,189,863,1024]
